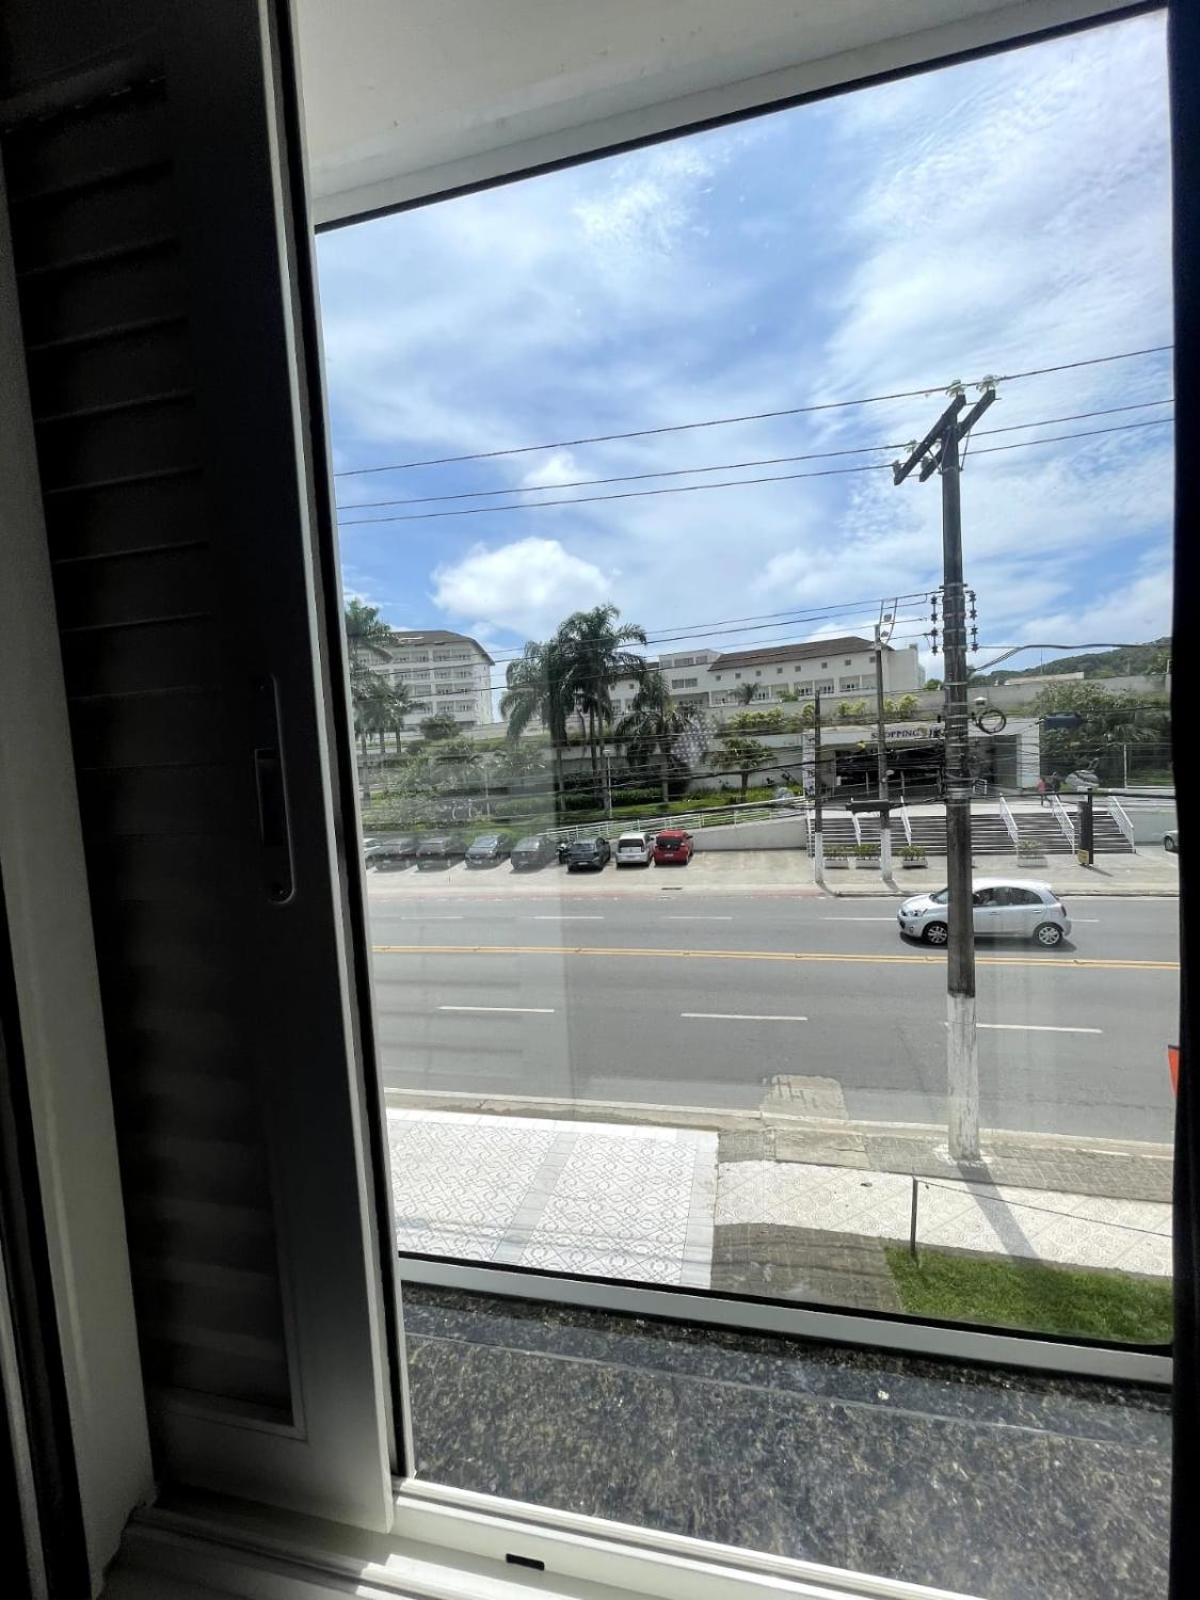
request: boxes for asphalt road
[367,887,1179,1144]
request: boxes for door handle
[253,676,294,904]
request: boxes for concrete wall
[691,816,808,852]
[1113,802,1177,845]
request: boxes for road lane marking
[664,915,734,921]
[944,1021,1103,1034]
[438,1005,556,1014]
[373,944,1176,972]
[682,1012,807,1022]
[821,916,899,922]
[532,915,604,921]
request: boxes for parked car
[464,831,516,867]
[415,834,465,870]
[897,879,1071,948]
[1063,769,1100,792]
[1165,829,1179,853]
[565,837,612,872]
[511,834,556,871]
[364,834,417,871]
[615,831,654,867]
[653,828,694,865]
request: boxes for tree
[837,699,869,721]
[778,686,800,703]
[709,733,770,800]
[344,599,398,759]
[924,677,942,691]
[615,670,700,804]
[1034,682,1170,779]
[500,636,576,804]
[734,682,759,707]
[491,741,548,786]
[558,604,648,798]
[419,712,461,743]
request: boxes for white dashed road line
[682,1012,808,1023]
[944,1021,1103,1034]
[438,1005,556,1015]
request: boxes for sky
[314,10,1172,706]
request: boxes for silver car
[897,878,1071,948]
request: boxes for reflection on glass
[320,10,1175,1348]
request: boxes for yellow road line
[371,943,1177,972]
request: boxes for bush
[855,842,881,859]
[898,845,926,860]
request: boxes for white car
[897,878,1071,948]
[615,831,654,867]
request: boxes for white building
[606,635,924,720]
[372,629,494,727]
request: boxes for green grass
[885,1247,1173,1344]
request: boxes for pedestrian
[1050,772,1063,796]
[1036,775,1048,807]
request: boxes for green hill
[971,638,1170,684]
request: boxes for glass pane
[319,6,1175,1367]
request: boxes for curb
[382,1088,1173,1202]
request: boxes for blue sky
[315,10,1172,701]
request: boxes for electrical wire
[337,399,1173,513]
[337,414,1172,527]
[331,344,1172,479]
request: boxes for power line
[480,598,931,669]
[338,413,1172,527]
[339,458,890,525]
[959,417,1172,461]
[337,399,1172,513]
[331,344,1172,480]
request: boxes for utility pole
[875,599,898,875]
[812,692,824,882]
[894,382,995,1162]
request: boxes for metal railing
[850,809,863,845]
[898,800,913,845]
[997,793,1020,847]
[538,797,807,847]
[1108,796,1136,850]
[1050,792,1076,851]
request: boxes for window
[317,7,1177,1591]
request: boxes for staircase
[886,804,1136,857]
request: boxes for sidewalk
[823,846,1179,898]
[385,1098,1172,1314]
[367,845,1179,899]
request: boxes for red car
[653,828,694,865]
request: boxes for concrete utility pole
[812,692,824,882]
[874,600,898,874]
[893,383,995,1162]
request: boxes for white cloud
[321,12,1173,679]
[521,451,581,490]
[431,537,610,638]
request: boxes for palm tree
[558,604,648,798]
[615,671,700,804]
[500,637,575,806]
[734,681,759,707]
[344,599,395,758]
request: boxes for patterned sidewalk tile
[387,1109,718,1285]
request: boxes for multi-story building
[604,636,924,720]
[371,629,494,727]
